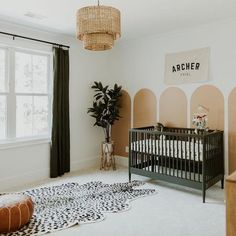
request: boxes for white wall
[110,18,236,97]
[0,21,113,191]
[108,17,236,174]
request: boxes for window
[0,46,52,142]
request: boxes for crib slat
[147,133,149,172]
[180,136,183,178]
[193,137,196,181]
[148,133,150,172]
[165,135,167,175]
[161,134,164,174]
[176,135,179,177]
[172,137,175,177]
[141,132,144,169]
[168,135,171,175]
[147,133,149,171]
[151,134,153,172]
[136,131,138,167]
[143,133,145,170]
[145,133,148,171]
[144,133,146,171]
[153,134,156,172]
[157,134,160,174]
[146,133,149,172]
[198,137,200,182]
[131,131,134,167]
[189,135,191,180]
[185,134,187,178]
[135,131,137,167]
[149,134,151,172]
[154,134,157,173]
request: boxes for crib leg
[202,187,206,203]
[221,178,224,189]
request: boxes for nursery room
[0,0,236,235]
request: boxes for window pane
[16,96,33,137]
[0,96,6,139]
[16,96,49,137]
[0,49,6,92]
[15,52,48,93]
[33,55,48,93]
[33,96,48,136]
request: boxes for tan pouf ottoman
[0,194,34,234]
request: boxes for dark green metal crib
[128,126,224,203]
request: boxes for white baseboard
[0,168,50,192]
[0,156,99,192]
[71,156,100,172]
[1,156,125,192]
[115,155,128,167]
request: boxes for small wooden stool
[0,194,34,234]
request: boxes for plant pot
[100,141,116,171]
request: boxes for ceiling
[0,0,236,40]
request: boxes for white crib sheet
[131,139,203,161]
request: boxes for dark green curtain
[50,47,70,178]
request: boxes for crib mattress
[131,139,204,161]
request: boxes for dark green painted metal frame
[128,126,224,203]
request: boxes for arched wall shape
[112,90,131,157]
[228,88,236,173]
[159,87,187,127]
[133,89,157,128]
[190,85,224,130]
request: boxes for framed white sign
[164,47,210,85]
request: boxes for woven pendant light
[76,1,121,51]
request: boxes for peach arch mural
[159,87,187,127]
[190,85,224,131]
[112,90,131,157]
[133,89,157,128]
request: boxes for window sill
[0,137,51,150]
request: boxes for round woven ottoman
[0,194,34,234]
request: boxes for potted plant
[88,81,122,170]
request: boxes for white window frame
[0,46,8,140]
[0,44,53,148]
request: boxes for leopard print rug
[4,180,156,236]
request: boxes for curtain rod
[0,31,70,49]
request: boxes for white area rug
[4,180,156,236]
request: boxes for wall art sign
[164,47,210,85]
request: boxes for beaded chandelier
[76,1,121,51]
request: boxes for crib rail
[129,126,224,202]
